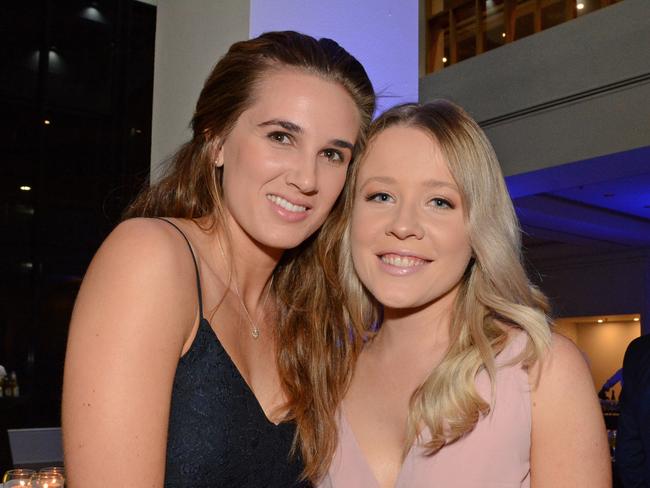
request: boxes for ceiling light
[20,185,31,191]
[577,3,585,10]
[634,317,640,321]
[44,119,51,125]
[597,319,604,323]
[80,6,107,23]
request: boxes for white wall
[249,0,419,116]
[150,0,250,177]
[555,318,641,398]
[578,321,640,398]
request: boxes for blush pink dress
[320,331,532,488]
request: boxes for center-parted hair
[124,31,376,482]
[335,100,552,456]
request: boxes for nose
[285,154,318,195]
[386,202,424,240]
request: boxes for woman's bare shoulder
[100,217,193,264]
[532,332,588,381]
[73,217,201,341]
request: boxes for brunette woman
[62,31,375,487]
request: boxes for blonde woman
[319,101,610,487]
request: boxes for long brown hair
[337,101,551,456]
[124,31,375,482]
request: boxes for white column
[150,0,250,177]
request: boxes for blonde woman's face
[350,126,473,311]
[217,68,360,251]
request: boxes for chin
[256,229,315,251]
[370,289,421,310]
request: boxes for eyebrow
[259,119,303,133]
[259,119,354,151]
[359,176,459,192]
[331,139,354,151]
[422,179,459,191]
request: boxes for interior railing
[425,0,623,73]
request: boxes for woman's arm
[529,333,611,487]
[62,218,199,487]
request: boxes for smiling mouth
[379,253,430,268]
[267,194,309,213]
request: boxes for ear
[213,140,225,168]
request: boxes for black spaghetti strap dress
[157,219,309,488]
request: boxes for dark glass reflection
[0,2,155,465]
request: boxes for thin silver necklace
[217,239,273,339]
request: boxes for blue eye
[268,132,292,144]
[430,197,453,209]
[366,192,394,203]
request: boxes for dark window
[0,2,155,464]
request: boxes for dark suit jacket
[617,334,650,487]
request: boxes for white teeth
[267,194,307,213]
[380,254,426,268]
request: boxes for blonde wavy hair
[337,100,552,455]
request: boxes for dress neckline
[157,218,290,426]
[337,330,529,487]
[198,317,286,427]
[338,408,386,487]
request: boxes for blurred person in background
[617,334,650,487]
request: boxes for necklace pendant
[251,328,260,339]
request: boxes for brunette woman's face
[217,68,361,251]
[350,126,473,311]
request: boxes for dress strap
[155,218,204,319]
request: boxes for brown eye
[321,148,344,163]
[268,132,292,144]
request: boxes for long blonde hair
[338,100,552,454]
